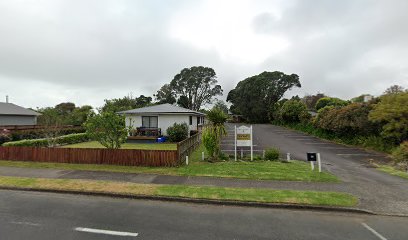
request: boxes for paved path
[221,123,408,216]
[1,190,408,240]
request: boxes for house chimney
[6,95,9,103]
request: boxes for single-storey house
[0,102,41,126]
[118,103,205,138]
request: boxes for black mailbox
[307,152,317,161]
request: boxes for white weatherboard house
[119,104,205,137]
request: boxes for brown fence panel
[177,133,202,164]
[0,146,179,167]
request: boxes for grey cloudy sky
[0,0,407,109]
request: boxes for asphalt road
[1,189,407,240]
[221,124,408,215]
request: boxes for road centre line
[74,227,139,237]
[361,223,387,240]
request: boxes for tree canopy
[101,94,152,113]
[37,103,93,126]
[155,66,223,111]
[227,71,301,123]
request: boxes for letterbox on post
[307,152,317,161]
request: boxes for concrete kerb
[0,186,380,216]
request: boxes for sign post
[234,125,237,161]
[235,125,253,161]
[317,153,322,173]
[250,125,253,161]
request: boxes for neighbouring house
[0,102,41,126]
[118,103,206,138]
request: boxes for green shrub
[2,133,89,147]
[166,123,189,142]
[202,125,227,161]
[279,100,309,123]
[264,147,280,161]
[85,112,128,149]
[392,141,408,170]
[315,97,348,110]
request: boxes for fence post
[286,153,291,162]
[263,150,265,159]
[186,155,189,165]
[202,152,204,161]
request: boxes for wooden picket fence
[0,133,202,167]
[177,132,202,163]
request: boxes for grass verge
[376,165,408,180]
[0,176,357,207]
[0,145,338,183]
[62,141,177,150]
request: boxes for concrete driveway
[222,123,408,216]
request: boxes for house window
[189,116,193,125]
[197,116,200,125]
[142,116,158,128]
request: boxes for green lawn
[0,176,356,207]
[62,141,177,150]
[377,165,408,180]
[0,144,338,182]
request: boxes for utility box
[307,152,317,161]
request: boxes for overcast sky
[1,0,407,109]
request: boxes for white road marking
[74,227,139,237]
[361,223,387,240]
[11,221,41,226]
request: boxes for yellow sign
[237,134,251,140]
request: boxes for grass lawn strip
[0,159,338,182]
[376,165,408,180]
[0,176,356,207]
[62,141,177,150]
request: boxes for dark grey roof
[118,103,205,116]
[0,102,41,116]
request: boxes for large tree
[154,84,176,104]
[227,71,301,123]
[155,66,223,111]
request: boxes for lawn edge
[0,160,340,183]
[0,186,375,216]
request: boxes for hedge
[9,127,85,142]
[2,133,89,147]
